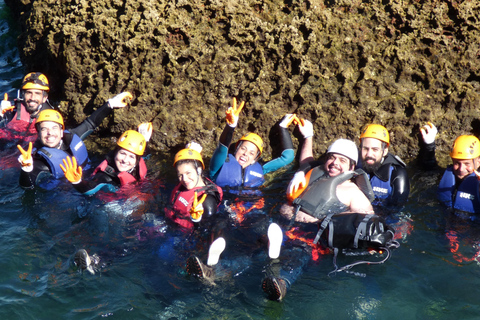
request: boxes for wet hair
[175,159,203,175]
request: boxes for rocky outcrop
[5,0,480,164]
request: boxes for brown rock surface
[5,0,480,165]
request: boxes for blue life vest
[214,153,265,188]
[37,131,89,179]
[369,165,394,200]
[437,167,480,214]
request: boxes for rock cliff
[5,0,480,164]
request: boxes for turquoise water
[1,2,480,319]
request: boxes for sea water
[1,2,480,319]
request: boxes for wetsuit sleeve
[194,194,221,233]
[201,194,219,217]
[69,102,112,140]
[19,157,50,189]
[419,141,437,170]
[262,125,295,174]
[72,171,118,195]
[210,125,235,178]
[389,166,410,205]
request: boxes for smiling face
[114,148,137,173]
[324,153,353,177]
[452,158,480,180]
[176,162,204,190]
[235,141,259,169]
[38,121,63,148]
[360,137,388,173]
[24,89,47,114]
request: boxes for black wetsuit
[19,103,115,189]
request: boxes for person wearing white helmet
[262,123,377,302]
[282,135,374,223]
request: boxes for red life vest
[93,157,147,186]
[6,103,36,133]
[165,179,222,230]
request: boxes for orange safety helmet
[173,148,205,169]
[237,133,264,156]
[36,109,64,128]
[21,72,50,91]
[449,135,480,160]
[360,124,390,147]
[117,130,146,156]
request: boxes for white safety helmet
[327,138,358,164]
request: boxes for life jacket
[359,153,406,201]
[215,153,265,188]
[313,213,396,249]
[291,167,374,220]
[36,131,89,179]
[165,178,223,230]
[15,101,32,122]
[93,157,147,186]
[5,101,51,134]
[437,167,480,214]
[369,165,394,200]
[312,212,400,275]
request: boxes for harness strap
[328,220,334,247]
[353,214,374,248]
[313,213,335,244]
[288,204,301,228]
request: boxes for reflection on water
[1,2,480,319]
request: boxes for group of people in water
[1,72,480,301]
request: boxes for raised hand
[225,97,245,127]
[108,92,133,109]
[59,156,83,184]
[186,141,202,153]
[1,93,13,115]
[286,171,307,202]
[420,122,437,144]
[17,142,33,169]
[279,114,298,128]
[297,119,313,139]
[190,191,207,221]
[138,122,153,142]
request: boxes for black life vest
[292,167,374,219]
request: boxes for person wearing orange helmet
[358,124,410,206]
[164,143,224,282]
[166,143,223,231]
[209,97,297,189]
[0,72,54,133]
[17,92,132,189]
[60,126,151,195]
[421,122,480,213]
